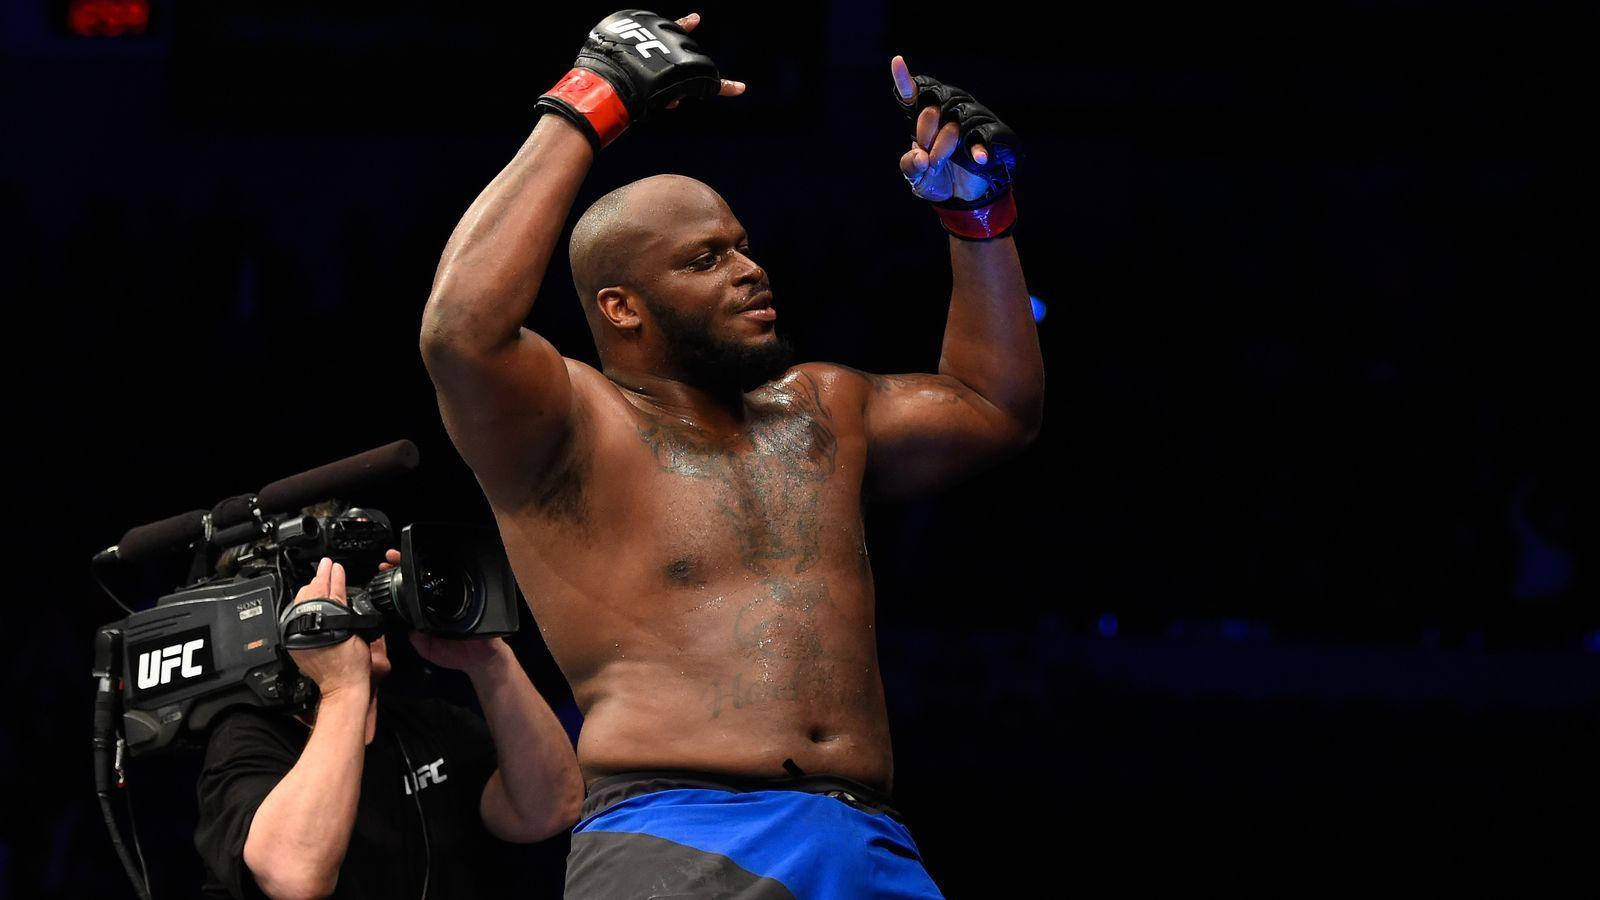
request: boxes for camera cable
[125,782,153,897]
[390,729,432,900]
[92,557,134,616]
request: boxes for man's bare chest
[623,394,858,578]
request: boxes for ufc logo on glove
[598,17,669,59]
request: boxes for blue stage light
[1029,296,1047,323]
[1583,631,1600,654]
[1096,612,1118,638]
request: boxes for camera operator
[194,554,583,899]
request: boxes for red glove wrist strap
[546,68,631,147]
[934,191,1017,241]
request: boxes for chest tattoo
[633,372,839,575]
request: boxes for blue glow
[1096,612,1118,638]
[1221,619,1249,640]
[1029,296,1047,323]
[1583,631,1600,654]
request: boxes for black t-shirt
[194,693,503,899]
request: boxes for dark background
[2,0,1594,896]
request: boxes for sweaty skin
[514,359,890,787]
[422,43,1041,792]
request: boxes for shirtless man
[420,10,1042,897]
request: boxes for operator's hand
[892,55,1020,240]
[409,632,513,680]
[535,11,746,150]
[285,558,371,698]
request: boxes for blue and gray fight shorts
[566,771,945,899]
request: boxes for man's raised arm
[420,11,743,504]
[840,56,1044,499]
[420,114,593,504]
[422,111,598,499]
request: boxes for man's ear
[596,287,643,334]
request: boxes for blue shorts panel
[574,786,944,900]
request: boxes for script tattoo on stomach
[703,576,849,718]
[702,577,844,719]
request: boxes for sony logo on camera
[129,626,215,698]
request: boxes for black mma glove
[536,10,723,150]
[896,73,1021,240]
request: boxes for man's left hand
[892,56,1018,202]
[894,56,988,205]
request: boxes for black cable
[98,793,151,900]
[124,783,153,898]
[92,560,134,616]
[390,730,431,900]
[93,627,147,898]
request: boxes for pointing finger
[675,12,701,32]
[891,55,916,105]
[330,562,346,602]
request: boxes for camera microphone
[97,509,208,566]
[258,439,420,516]
[94,440,420,566]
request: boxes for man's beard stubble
[643,296,795,395]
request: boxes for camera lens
[416,557,477,626]
[364,568,403,619]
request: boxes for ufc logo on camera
[596,17,670,59]
[129,626,215,699]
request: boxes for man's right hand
[285,557,371,698]
[534,10,746,150]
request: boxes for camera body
[117,571,302,756]
[100,505,518,757]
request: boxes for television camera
[90,440,519,898]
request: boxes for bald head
[566,174,785,386]
[568,182,640,312]
[568,174,729,313]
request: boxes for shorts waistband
[581,769,904,823]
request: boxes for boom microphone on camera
[258,439,419,515]
[93,440,421,566]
